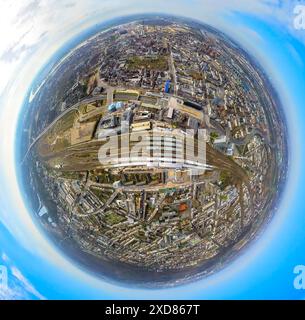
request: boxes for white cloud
[11,266,45,300]
[0,286,24,300]
[0,252,45,300]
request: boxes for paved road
[168,45,177,95]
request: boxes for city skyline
[0,0,300,300]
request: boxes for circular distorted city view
[18,15,288,287]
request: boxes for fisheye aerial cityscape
[18,15,288,287]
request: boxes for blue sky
[1,0,305,299]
